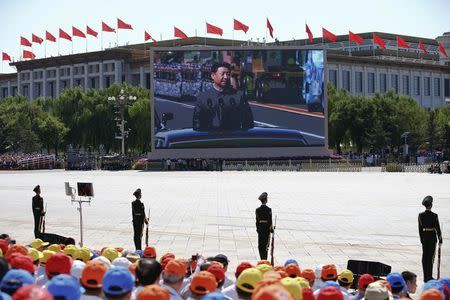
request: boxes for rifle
[145,207,150,247]
[437,243,441,279]
[270,215,277,266]
[41,203,47,233]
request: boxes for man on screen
[192,62,254,131]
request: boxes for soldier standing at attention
[32,185,45,238]
[132,188,148,251]
[256,192,273,260]
[418,195,443,282]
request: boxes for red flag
[2,52,11,61]
[233,18,249,33]
[72,26,86,38]
[373,33,386,49]
[397,36,409,49]
[305,24,313,43]
[349,31,363,45]
[23,50,36,59]
[206,22,223,36]
[266,18,273,38]
[117,18,133,30]
[145,31,152,41]
[59,29,72,41]
[418,40,428,54]
[20,36,32,47]
[102,21,115,33]
[439,43,448,58]
[86,26,98,38]
[32,34,43,44]
[46,31,56,42]
[322,28,337,42]
[174,26,188,39]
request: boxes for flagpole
[58,38,60,56]
[348,32,351,57]
[45,40,47,58]
[372,35,375,58]
[204,20,206,46]
[116,26,119,47]
[101,22,104,50]
[232,18,234,47]
[265,17,268,45]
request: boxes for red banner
[72,26,86,38]
[23,50,36,59]
[266,18,273,38]
[306,24,313,43]
[2,52,11,61]
[174,26,188,39]
[397,36,409,49]
[46,31,56,42]
[117,18,133,30]
[87,26,98,38]
[102,21,115,33]
[349,31,364,45]
[20,36,32,47]
[233,19,249,33]
[373,33,386,49]
[59,28,72,41]
[206,22,223,36]
[322,28,337,42]
[32,34,44,44]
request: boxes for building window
[414,76,420,95]
[391,74,399,94]
[35,83,41,97]
[379,73,387,93]
[23,85,29,97]
[402,75,410,95]
[342,70,350,91]
[368,73,375,94]
[424,77,431,96]
[90,77,96,88]
[434,78,441,97]
[2,87,8,98]
[444,79,450,97]
[12,86,17,96]
[329,70,337,87]
[355,71,363,93]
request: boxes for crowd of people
[0,233,448,300]
[0,153,55,170]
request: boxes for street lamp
[108,89,137,155]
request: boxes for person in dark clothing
[132,188,148,251]
[255,192,273,260]
[193,62,254,131]
[418,195,443,282]
[32,185,45,238]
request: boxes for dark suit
[418,209,443,282]
[32,195,44,238]
[132,199,146,250]
[256,204,273,260]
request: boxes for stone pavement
[0,170,448,283]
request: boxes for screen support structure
[65,182,92,247]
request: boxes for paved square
[0,170,448,281]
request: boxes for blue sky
[1,0,449,73]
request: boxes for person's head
[235,261,253,279]
[142,246,156,259]
[47,274,82,300]
[386,272,406,296]
[0,269,34,296]
[258,192,268,204]
[401,271,417,294]
[33,185,40,195]
[210,62,231,90]
[189,271,217,297]
[236,267,263,297]
[80,260,107,294]
[11,284,53,300]
[162,259,186,287]
[102,267,134,300]
[206,264,225,289]
[45,253,72,279]
[422,195,433,209]
[320,264,338,282]
[133,188,142,200]
[0,257,8,282]
[137,285,170,300]
[358,274,375,293]
[136,259,162,286]
[301,269,315,287]
[212,254,228,272]
[337,269,354,289]
[363,281,394,300]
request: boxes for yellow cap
[338,269,354,284]
[30,238,49,249]
[236,268,263,294]
[73,247,92,263]
[294,277,310,288]
[256,263,274,274]
[40,250,56,264]
[28,248,44,262]
[63,244,77,257]
[47,244,62,253]
[281,277,302,300]
[102,247,121,262]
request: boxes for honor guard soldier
[32,185,45,238]
[418,195,443,282]
[132,188,148,250]
[256,192,273,260]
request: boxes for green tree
[128,98,152,153]
[36,113,69,155]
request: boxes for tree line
[0,83,449,158]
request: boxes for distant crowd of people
[0,153,54,170]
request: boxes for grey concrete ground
[0,170,448,284]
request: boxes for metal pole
[121,118,125,154]
[79,200,83,247]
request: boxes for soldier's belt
[423,228,435,232]
[258,220,269,223]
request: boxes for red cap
[302,287,315,300]
[358,273,375,289]
[137,285,170,300]
[12,284,53,300]
[190,271,217,295]
[46,253,72,278]
[6,245,28,261]
[420,289,445,300]
[301,269,315,282]
[321,264,338,280]
[317,286,344,300]
[10,254,36,274]
[207,264,225,283]
[160,252,175,262]
[235,261,253,278]
[143,246,156,258]
[257,260,271,266]
[164,259,187,277]
[285,263,301,278]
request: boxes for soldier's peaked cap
[258,192,268,201]
[33,185,40,193]
[133,188,142,196]
[422,195,433,207]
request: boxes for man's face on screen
[211,67,230,90]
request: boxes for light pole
[108,89,137,155]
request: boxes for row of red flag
[2,18,448,61]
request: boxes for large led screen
[153,48,326,149]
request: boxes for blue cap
[47,274,83,300]
[201,292,230,300]
[284,259,298,266]
[386,272,406,289]
[321,280,340,289]
[0,291,11,300]
[438,277,450,289]
[0,269,34,295]
[135,250,143,258]
[423,280,444,294]
[102,267,134,295]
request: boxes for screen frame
[149,45,329,159]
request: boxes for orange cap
[252,283,294,300]
[80,260,107,288]
[143,246,156,258]
[301,269,315,282]
[137,285,170,300]
[285,263,302,278]
[190,271,217,295]
[420,289,445,300]
[376,279,392,292]
[257,260,271,266]
[164,259,186,277]
[6,244,28,261]
[321,264,337,280]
